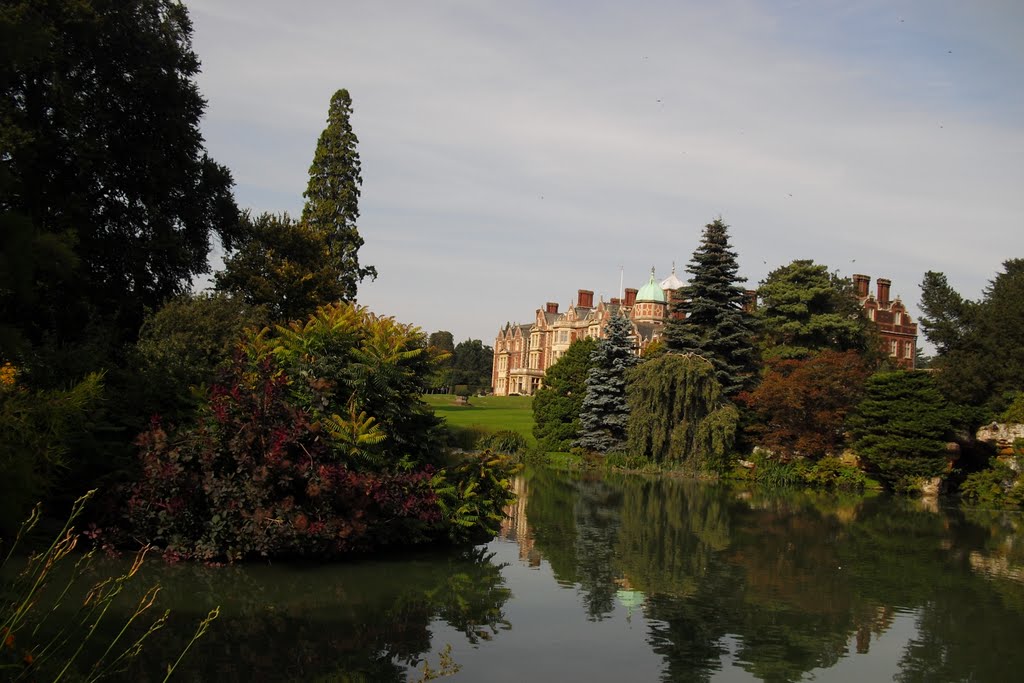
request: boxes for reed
[0,490,218,681]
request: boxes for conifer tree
[757,260,873,361]
[533,338,597,452]
[575,313,639,453]
[665,218,757,395]
[302,89,377,301]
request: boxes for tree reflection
[524,467,1024,682]
[79,546,511,682]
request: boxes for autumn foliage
[739,350,871,461]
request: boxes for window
[890,340,898,357]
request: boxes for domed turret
[636,268,666,303]
[632,268,667,323]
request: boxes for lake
[88,467,1024,681]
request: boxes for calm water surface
[97,468,1024,681]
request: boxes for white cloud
[188,0,1024,345]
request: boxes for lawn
[423,394,536,445]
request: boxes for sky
[188,0,1024,347]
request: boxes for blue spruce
[575,313,639,453]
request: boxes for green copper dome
[635,267,666,303]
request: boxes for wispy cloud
[189,0,1024,342]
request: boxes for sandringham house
[492,269,917,395]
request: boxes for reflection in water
[510,468,1024,682]
[82,546,512,682]
[68,470,1024,681]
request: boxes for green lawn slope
[423,394,535,446]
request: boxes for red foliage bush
[738,350,871,461]
[125,356,444,561]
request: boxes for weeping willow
[626,353,739,471]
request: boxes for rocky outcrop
[976,422,1024,463]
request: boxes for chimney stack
[852,274,870,299]
[876,278,891,306]
[578,289,594,308]
[624,288,638,307]
[545,302,559,314]
[743,290,758,313]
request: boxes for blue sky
[189,0,1024,347]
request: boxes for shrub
[802,457,872,490]
[0,367,103,535]
[748,453,805,488]
[1001,392,1024,424]
[125,357,445,561]
[445,424,492,451]
[604,452,653,470]
[478,430,528,455]
[434,451,521,544]
[960,460,1024,508]
[131,292,267,424]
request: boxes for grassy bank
[424,394,536,446]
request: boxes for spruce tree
[302,89,377,301]
[576,313,639,453]
[665,218,757,395]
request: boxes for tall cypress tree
[576,313,639,453]
[301,89,377,301]
[665,218,757,395]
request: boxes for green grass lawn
[423,394,536,445]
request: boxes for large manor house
[491,269,918,396]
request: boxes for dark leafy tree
[738,350,871,461]
[427,331,455,391]
[428,331,455,356]
[301,89,376,300]
[576,314,639,453]
[665,218,757,395]
[848,371,959,492]
[921,261,1024,413]
[757,260,874,361]
[918,271,974,356]
[216,211,343,322]
[532,338,597,452]
[450,339,494,391]
[130,292,268,424]
[626,353,738,471]
[0,0,239,376]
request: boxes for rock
[976,422,1024,459]
[920,476,943,499]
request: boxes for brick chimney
[743,289,758,313]
[545,302,559,314]
[610,297,621,305]
[578,289,594,308]
[876,278,891,306]
[624,288,638,307]
[853,274,870,299]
